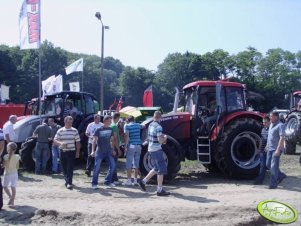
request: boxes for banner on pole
[143,85,153,107]
[65,58,83,75]
[0,84,10,100]
[42,75,63,96]
[69,82,80,92]
[19,0,41,49]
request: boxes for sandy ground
[0,151,300,226]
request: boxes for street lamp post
[95,12,109,114]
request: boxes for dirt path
[0,153,300,226]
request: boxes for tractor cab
[291,91,301,111]
[41,91,99,127]
[183,81,246,137]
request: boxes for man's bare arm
[275,136,285,156]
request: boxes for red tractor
[139,80,264,180]
[284,91,301,154]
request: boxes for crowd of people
[0,111,170,210]
[1,109,301,210]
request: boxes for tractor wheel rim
[230,131,260,169]
[143,151,168,172]
[285,118,298,135]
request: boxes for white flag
[19,0,41,49]
[69,82,80,92]
[42,75,63,96]
[65,58,83,75]
[0,84,10,100]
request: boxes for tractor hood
[13,115,42,143]
[141,112,191,141]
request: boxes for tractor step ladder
[197,136,211,164]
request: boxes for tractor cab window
[64,98,83,117]
[84,95,95,115]
[42,97,63,116]
[225,87,245,112]
[185,88,197,115]
[294,94,301,110]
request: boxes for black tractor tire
[214,118,262,179]
[285,112,301,144]
[284,140,297,155]
[19,137,37,171]
[139,138,182,181]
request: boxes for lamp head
[95,12,101,20]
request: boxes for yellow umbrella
[119,106,142,118]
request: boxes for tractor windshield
[42,97,64,116]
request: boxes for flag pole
[38,48,42,122]
[82,70,84,92]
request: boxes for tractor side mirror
[284,94,289,100]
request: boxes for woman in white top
[3,142,20,206]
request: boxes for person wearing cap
[91,115,117,189]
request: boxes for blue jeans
[105,154,118,183]
[35,142,49,174]
[266,150,285,187]
[60,151,76,185]
[256,152,267,183]
[52,145,60,172]
[92,150,116,186]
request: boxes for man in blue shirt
[138,111,170,196]
[266,112,287,189]
[123,116,144,186]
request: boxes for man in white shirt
[3,115,17,143]
[85,114,103,177]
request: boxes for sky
[1,0,301,71]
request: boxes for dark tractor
[139,81,264,180]
[15,91,99,170]
[284,91,301,155]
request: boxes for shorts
[126,144,141,169]
[2,173,18,187]
[150,149,167,175]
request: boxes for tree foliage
[0,42,301,112]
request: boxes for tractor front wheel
[285,112,301,154]
[215,118,261,179]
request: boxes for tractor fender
[210,111,264,141]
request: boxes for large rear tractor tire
[284,140,297,155]
[19,137,37,171]
[284,112,301,154]
[214,118,261,179]
[139,138,182,181]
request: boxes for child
[254,116,270,185]
[3,142,20,206]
